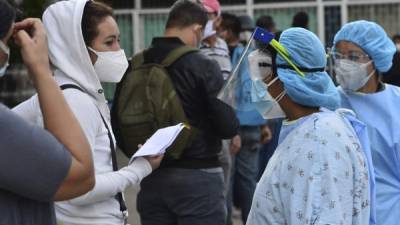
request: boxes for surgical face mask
[334,59,374,91]
[248,49,272,81]
[89,47,128,83]
[240,31,253,44]
[0,41,10,77]
[202,20,216,40]
[251,76,286,119]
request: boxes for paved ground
[117,151,242,225]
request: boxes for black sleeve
[382,52,400,86]
[200,57,239,139]
[0,105,72,202]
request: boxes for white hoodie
[12,0,152,224]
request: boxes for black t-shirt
[382,51,400,87]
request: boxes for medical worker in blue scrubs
[333,20,399,225]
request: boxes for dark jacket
[382,51,400,87]
[144,37,239,169]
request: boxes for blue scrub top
[339,84,400,225]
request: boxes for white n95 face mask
[334,59,374,91]
[240,31,253,44]
[89,47,129,83]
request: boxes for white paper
[129,123,185,163]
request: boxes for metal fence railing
[115,0,400,55]
[3,0,400,105]
[100,0,399,101]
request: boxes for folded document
[129,123,186,162]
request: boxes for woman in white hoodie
[13,0,162,225]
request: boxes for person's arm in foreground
[13,18,94,201]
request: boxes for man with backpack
[112,1,239,225]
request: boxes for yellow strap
[270,39,305,77]
[182,122,191,130]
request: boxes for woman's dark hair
[0,0,16,39]
[81,1,113,46]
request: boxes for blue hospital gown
[339,84,400,225]
[246,110,370,225]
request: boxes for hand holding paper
[144,155,164,170]
[129,123,186,164]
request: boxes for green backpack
[111,46,197,158]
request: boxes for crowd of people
[0,0,399,225]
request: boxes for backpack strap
[97,108,129,219]
[60,84,85,93]
[161,46,198,67]
[60,84,129,222]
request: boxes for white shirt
[13,86,152,225]
[200,37,232,81]
[13,1,152,224]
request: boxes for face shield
[218,27,304,118]
[248,48,273,81]
[249,52,287,119]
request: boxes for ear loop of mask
[266,74,286,103]
[275,90,286,103]
[266,76,279,87]
[357,61,376,92]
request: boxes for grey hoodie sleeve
[0,104,71,202]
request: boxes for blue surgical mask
[251,77,286,119]
[0,41,10,77]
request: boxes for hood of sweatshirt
[43,0,107,105]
